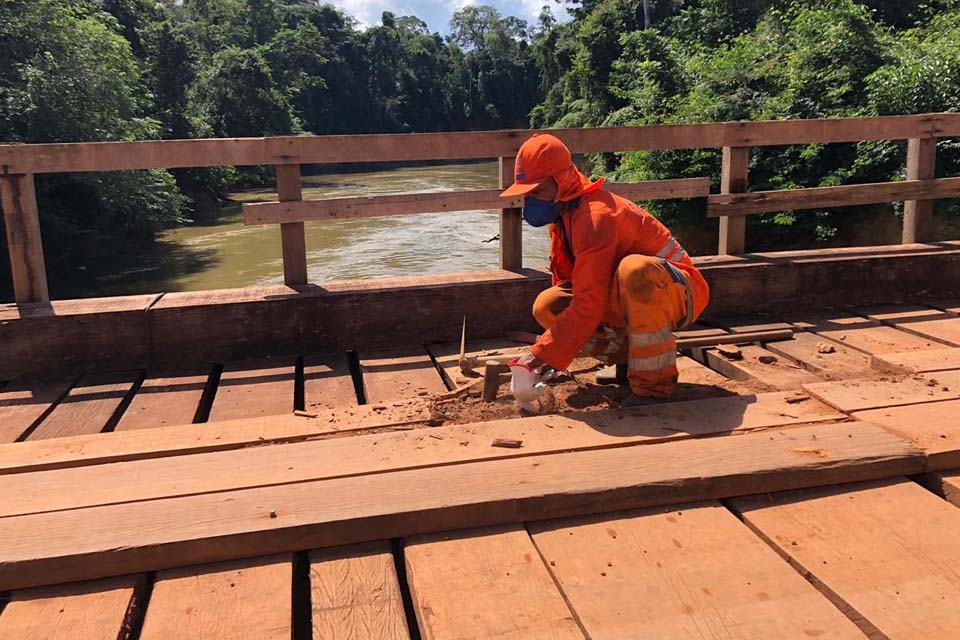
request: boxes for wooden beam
[0,174,49,302]
[275,164,308,285]
[0,404,433,475]
[0,114,954,174]
[242,179,711,225]
[0,294,157,380]
[498,156,523,271]
[0,392,844,518]
[0,422,921,590]
[717,146,749,254]
[708,176,960,218]
[903,137,938,243]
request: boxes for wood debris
[491,438,523,449]
[717,345,744,360]
[817,343,837,354]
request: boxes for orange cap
[499,134,573,198]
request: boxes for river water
[88,161,558,295]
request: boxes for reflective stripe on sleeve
[655,238,677,259]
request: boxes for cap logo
[515,158,525,182]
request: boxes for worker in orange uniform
[502,133,709,409]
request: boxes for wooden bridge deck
[2,300,960,638]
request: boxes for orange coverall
[530,172,710,398]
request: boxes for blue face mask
[522,197,559,227]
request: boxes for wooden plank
[0,114,951,174]
[871,347,960,374]
[405,526,582,640]
[786,310,941,355]
[26,372,138,441]
[0,575,141,640]
[717,146,748,254]
[673,355,747,400]
[711,315,792,334]
[529,503,867,639]
[114,370,210,431]
[310,542,410,640]
[853,400,960,471]
[207,358,296,422]
[731,479,960,639]
[927,298,960,316]
[804,371,960,412]
[139,556,291,640]
[0,422,921,590]
[360,348,446,404]
[243,179,711,225]
[0,381,71,443]
[855,304,960,346]
[499,155,523,271]
[0,174,49,302]
[304,353,356,411]
[765,331,873,380]
[276,164,308,285]
[0,404,433,475]
[920,470,960,507]
[704,344,824,391]
[708,176,960,217]
[903,137,937,243]
[0,392,845,519]
[0,293,157,380]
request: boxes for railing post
[498,155,523,271]
[718,146,749,255]
[0,173,49,303]
[275,164,308,285]
[903,137,937,244]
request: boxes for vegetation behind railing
[2,113,960,303]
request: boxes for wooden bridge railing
[2,113,960,303]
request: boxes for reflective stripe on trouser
[531,255,690,397]
[614,255,689,398]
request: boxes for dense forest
[1,0,959,293]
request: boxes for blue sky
[326,0,569,33]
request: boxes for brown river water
[86,161,555,296]
[59,160,933,298]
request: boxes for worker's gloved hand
[508,351,548,412]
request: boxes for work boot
[595,363,628,386]
[621,394,661,408]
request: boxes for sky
[325,0,569,33]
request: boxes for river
[86,161,557,296]
[59,160,936,298]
